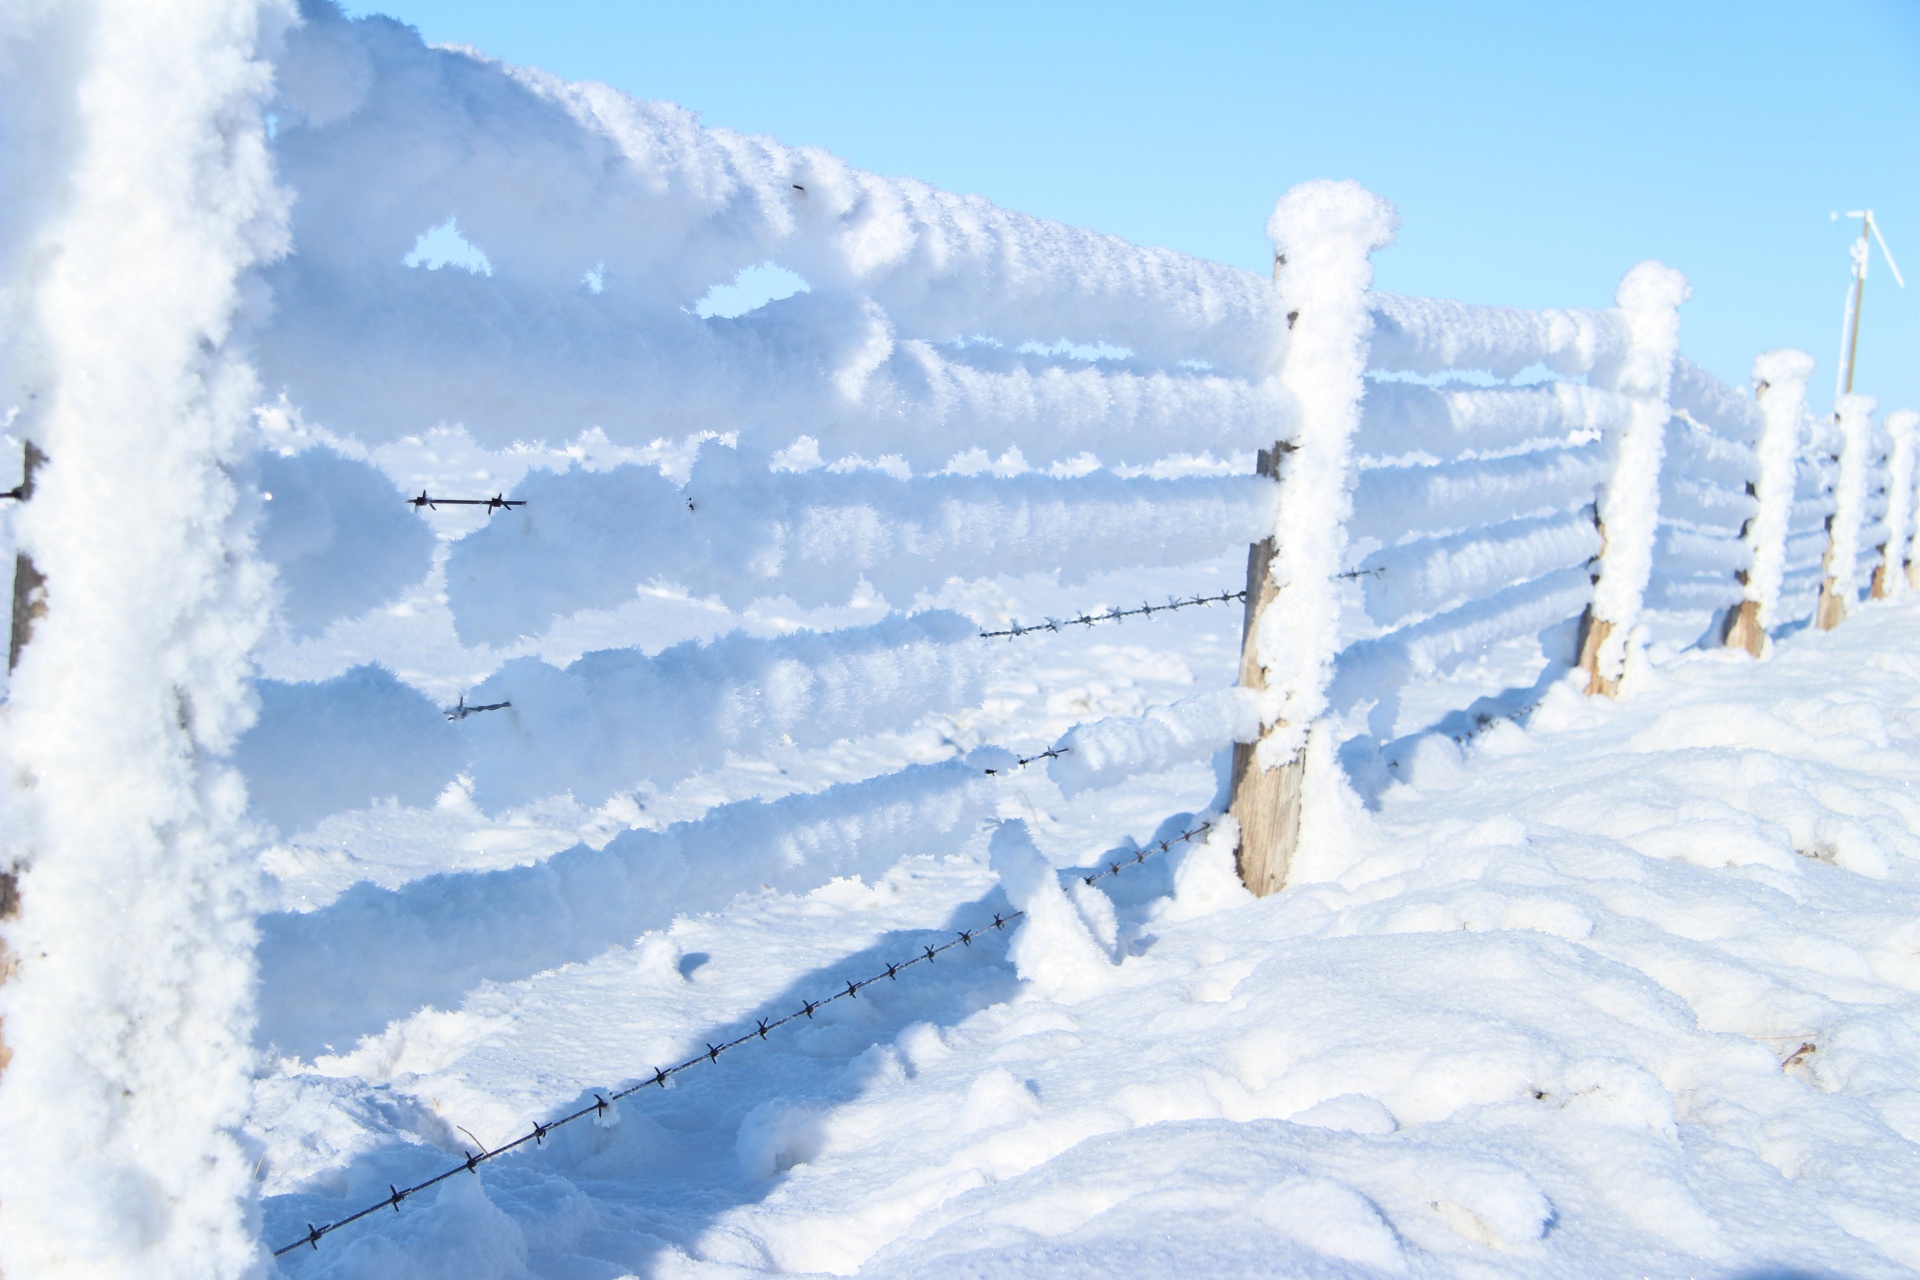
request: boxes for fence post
[0,439,41,1079]
[1228,180,1396,897]
[1576,262,1689,696]
[1817,393,1876,629]
[1724,349,1813,656]
[1871,408,1917,598]
[8,440,48,672]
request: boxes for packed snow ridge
[1,2,1918,1279]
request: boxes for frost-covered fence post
[1724,349,1813,656]
[1228,181,1396,897]
[7,440,48,671]
[1817,393,1876,629]
[1576,263,1689,696]
[0,2,287,1275]
[1871,408,1917,598]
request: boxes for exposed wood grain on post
[1575,516,1621,695]
[0,867,15,1075]
[8,556,46,673]
[1815,576,1847,630]
[7,441,46,672]
[1228,445,1302,897]
[1576,614,1619,698]
[1722,598,1765,658]
[1815,520,1847,630]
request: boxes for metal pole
[1843,216,1870,396]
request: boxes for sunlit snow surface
[256,585,1920,1277]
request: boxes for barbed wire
[407,491,526,512]
[979,591,1245,640]
[981,746,1069,775]
[271,820,1212,1258]
[1080,822,1210,885]
[444,695,512,721]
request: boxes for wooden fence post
[8,440,47,672]
[1724,349,1813,656]
[1229,180,1395,897]
[1,438,42,1079]
[1817,393,1875,629]
[1871,408,1916,598]
[1576,263,1689,696]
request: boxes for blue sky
[348,0,1919,415]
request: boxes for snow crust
[254,600,1920,1280]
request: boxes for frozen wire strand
[445,695,511,721]
[271,913,1022,1255]
[271,820,1210,1258]
[979,590,1246,640]
[1080,821,1211,887]
[981,746,1069,776]
[407,490,525,512]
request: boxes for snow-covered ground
[258,582,1920,1278]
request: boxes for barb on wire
[1081,821,1213,887]
[445,694,511,721]
[270,819,1210,1258]
[408,490,525,512]
[272,911,1021,1254]
[980,590,1245,640]
[1336,566,1385,581]
[982,746,1069,776]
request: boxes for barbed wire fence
[275,504,1361,1258]
[978,589,1245,640]
[274,821,1214,1258]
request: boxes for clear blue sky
[347,0,1919,415]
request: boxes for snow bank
[989,820,1116,1002]
[0,2,289,1276]
[253,600,1920,1279]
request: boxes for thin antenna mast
[1833,209,1905,400]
